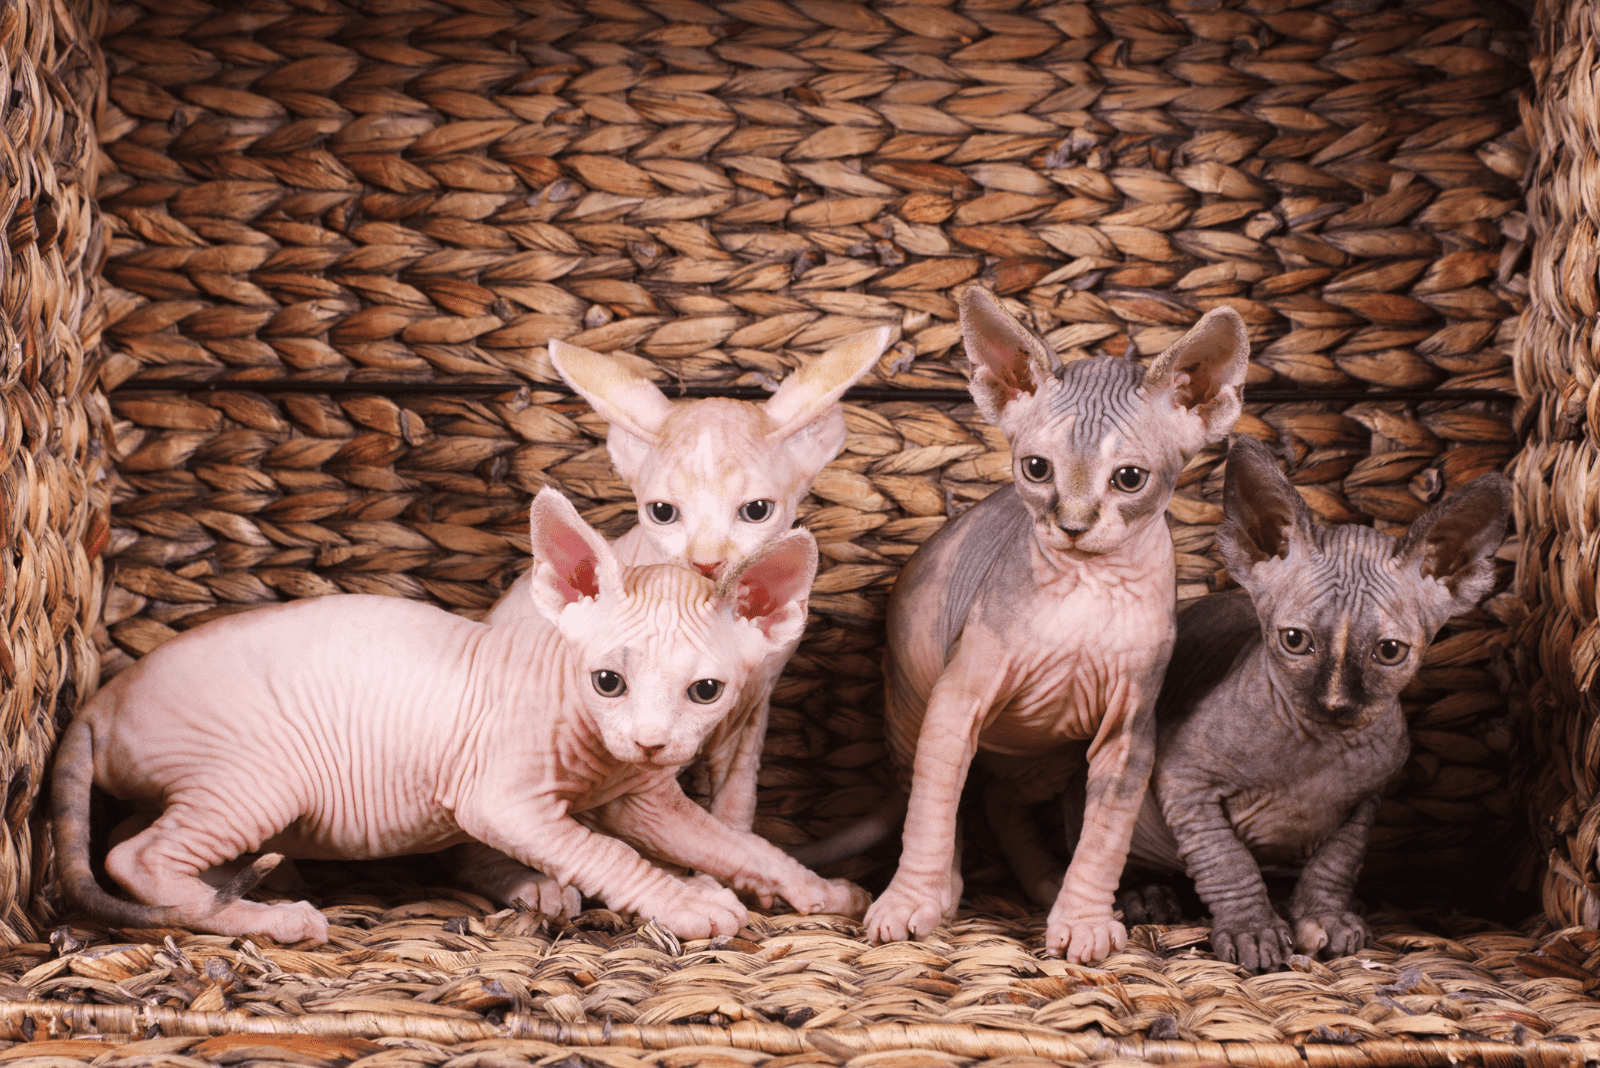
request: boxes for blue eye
[738,500,773,522]
[647,502,678,524]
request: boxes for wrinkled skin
[52,490,867,944]
[1112,437,1510,972]
[862,287,1249,963]
[467,331,887,907]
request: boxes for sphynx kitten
[462,329,888,912]
[1102,435,1509,972]
[52,489,865,943]
[860,287,1249,962]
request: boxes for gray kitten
[1089,434,1510,973]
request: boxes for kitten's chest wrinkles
[973,528,1175,748]
[1172,677,1407,863]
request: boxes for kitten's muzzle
[1312,700,1364,725]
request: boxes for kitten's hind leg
[455,841,582,920]
[1117,878,1184,926]
[983,777,1065,909]
[104,807,327,944]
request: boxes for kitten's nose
[1317,701,1360,723]
[693,561,723,579]
[639,742,666,759]
[1057,521,1090,537]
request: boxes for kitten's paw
[1045,909,1126,963]
[865,881,946,943]
[1210,911,1293,973]
[221,900,328,945]
[809,878,870,919]
[1118,882,1184,926]
[1294,911,1369,959]
[681,872,725,894]
[506,874,583,921]
[776,873,865,917]
[648,882,748,940]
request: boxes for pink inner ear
[541,524,603,603]
[738,579,777,622]
[567,557,599,600]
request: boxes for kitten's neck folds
[1027,512,1174,590]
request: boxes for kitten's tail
[787,789,908,868]
[51,714,279,928]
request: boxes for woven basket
[1512,0,1600,935]
[2,0,1593,1061]
[0,0,109,944]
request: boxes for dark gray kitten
[1082,434,1510,973]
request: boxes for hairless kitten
[858,287,1249,962]
[53,489,866,943]
[1094,436,1510,972]
[464,330,887,911]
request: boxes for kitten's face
[618,400,825,581]
[1218,434,1510,729]
[1247,525,1433,726]
[1004,359,1196,555]
[525,489,817,766]
[557,567,767,766]
[959,287,1249,558]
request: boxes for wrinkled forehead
[1276,526,1414,625]
[651,401,773,489]
[586,568,735,658]
[1033,358,1149,449]
[615,565,718,621]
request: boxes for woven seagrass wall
[0,0,110,941]
[1512,0,1600,931]
[90,0,1529,909]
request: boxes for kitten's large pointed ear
[1393,473,1510,619]
[1143,306,1250,443]
[763,326,891,440]
[526,487,623,624]
[550,338,675,483]
[960,285,1059,425]
[1216,435,1314,584]
[714,527,817,647]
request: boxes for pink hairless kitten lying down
[859,287,1249,962]
[463,329,887,911]
[52,489,866,943]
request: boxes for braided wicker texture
[93,0,1531,903]
[8,898,1600,1066]
[1512,0,1600,934]
[0,0,110,942]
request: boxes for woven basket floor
[59,0,1569,1060]
[10,883,1600,1067]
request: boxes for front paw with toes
[1294,910,1369,959]
[503,873,583,920]
[780,875,871,918]
[864,880,946,943]
[647,881,748,939]
[1210,910,1294,973]
[1045,908,1126,963]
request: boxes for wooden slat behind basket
[94,0,1527,902]
[1513,0,1600,930]
[0,0,110,938]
